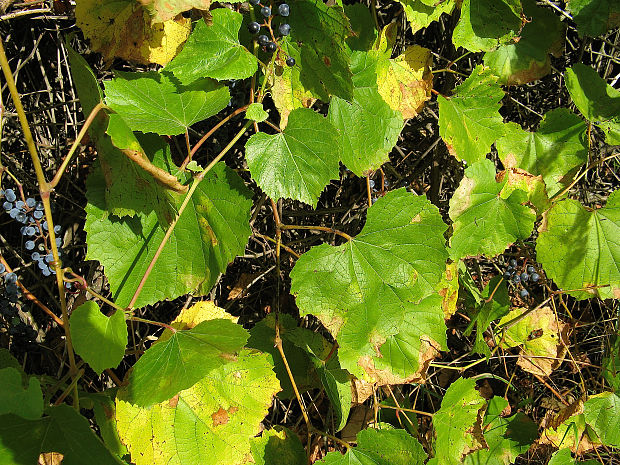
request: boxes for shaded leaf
[250,427,306,465]
[566,0,620,37]
[433,377,486,465]
[539,399,600,454]
[319,428,427,464]
[0,405,124,465]
[496,108,588,197]
[116,350,280,465]
[484,0,564,85]
[438,65,505,164]
[452,0,523,52]
[344,3,377,52]
[70,301,127,375]
[449,159,536,259]
[549,448,599,465]
[86,392,128,458]
[75,0,190,65]
[602,336,620,391]
[536,190,620,300]
[245,108,340,207]
[328,51,404,176]
[0,368,43,420]
[126,318,249,407]
[290,189,448,381]
[104,71,230,135]
[165,9,258,83]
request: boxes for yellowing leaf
[170,301,238,331]
[140,0,211,23]
[75,0,190,65]
[436,261,459,319]
[377,45,433,119]
[539,400,601,454]
[499,306,569,377]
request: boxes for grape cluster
[1,188,64,278]
[0,265,37,350]
[247,1,296,66]
[503,258,541,298]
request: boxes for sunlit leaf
[140,0,211,22]
[246,103,269,122]
[583,391,620,447]
[396,0,456,35]
[250,427,306,465]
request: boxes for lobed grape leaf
[344,3,377,52]
[464,397,538,465]
[536,190,620,300]
[70,301,127,375]
[246,103,269,122]
[449,159,536,260]
[67,44,177,223]
[140,0,211,23]
[496,108,588,197]
[318,428,427,464]
[0,368,43,420]
[484,0,565,85]
[286,0,354,101]
[116,350,280,465]
[290,189,448,381]
[75,0,190,65]
[245,108,340,207]
[565,63,620,145]
[452,0,523,52]
[165,9,258,84]
[583,391,620,447]
[432,377,486,465]
[438,65,505,165]
[376,45,433,120]
[499,306,569,377]
[497,168,551,216]
[566,0,620,37]
[396,0,456,35]
[249,427,306,465]
[0,404,124,465]
[104,71,230,135]
[328,50,404,176]
[85,146,253,308]
[549,448,599,465]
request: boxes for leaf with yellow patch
[539,399,601,454]
[140,0,211,23]
[376,45,433,119]
[75,0,190,65]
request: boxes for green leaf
[483,0,564,85]
[344,3,377,52]
[465,276,510,357]
[87,392,128,458]
[246,103,269,122]
[438,65,505,164]
[126,318,249,407]
[290,189,448,381]
[104,71,230,135]
[602,336,620,391]
[165,9,258,84]
[0,368,43,420]
[397,0,456,35]
[116,350,280,465]
[246,314,317,399]
[286,0,354,101]
[566,0,620,37]
[549,448,600,465]
[328,51,404,176]
[250,427,306,465]
[565,63,620,145]
[432,377,486,465]
[496,108,588,197]
[583,392,620,447]
[0,404,124,465]
[452,0,523,52]
[245,108,340,207]
[319,428,427,464]
[139,0,210,22]
[536,190,620,300]
[70,301,127,375]
[449,159,536,259]
[464,396,537,465]
[85,154,253,308]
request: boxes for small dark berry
[526,265,535,274]
[530,273,540,282]
[261,6,271,17]
[279,23,291,36]
[519,288,529,298]
[258,34,270,46]
[512,274,521,284]
[278,3,290,16]
[520,272,529,282]
[266,41,277,53]
[249,0,260,5]
[248,21,261,34]
[286,56,296,66]
[509,259,517,268]
[503,271,512,279]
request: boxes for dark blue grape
[520,272,528,282]
[35,201,43,211]
[45,254,53,263]
[258,34,269,46]
[15,200,25,210]
[20,226,27,235]
[266,41,277,53]
[16,213,27,223]
[9,208,19,219]
[278,3,290,16]
[0,263,5,273]
[526,265,535,274]
[6,283,18,295]
[42,221,48,231]
[33,210,43,219]
[286,56,295,67]
[5,189,16,202]
[42,268,51,277]
[26,198,35,208]
[369,179,375,189]
[519,288,529,298]
[25,241,35,250]
[249,0,260,5]
[248,21,261,34]
[26,226,35,236]
[509,259,517,268]
[530,273,540,282]
[5,272,17,284]
[512,274,521,284]
[279,23,290,35]
[54,225,61,234]
[31,252,40,261]
[37,260,47,270]
[2,201,11,211]
[55,238,62,247]
[261,6,271,17]
[503,271,512,279]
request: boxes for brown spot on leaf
[323,56,331,67]
[168,394,179,408]
[212,407,229,426]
